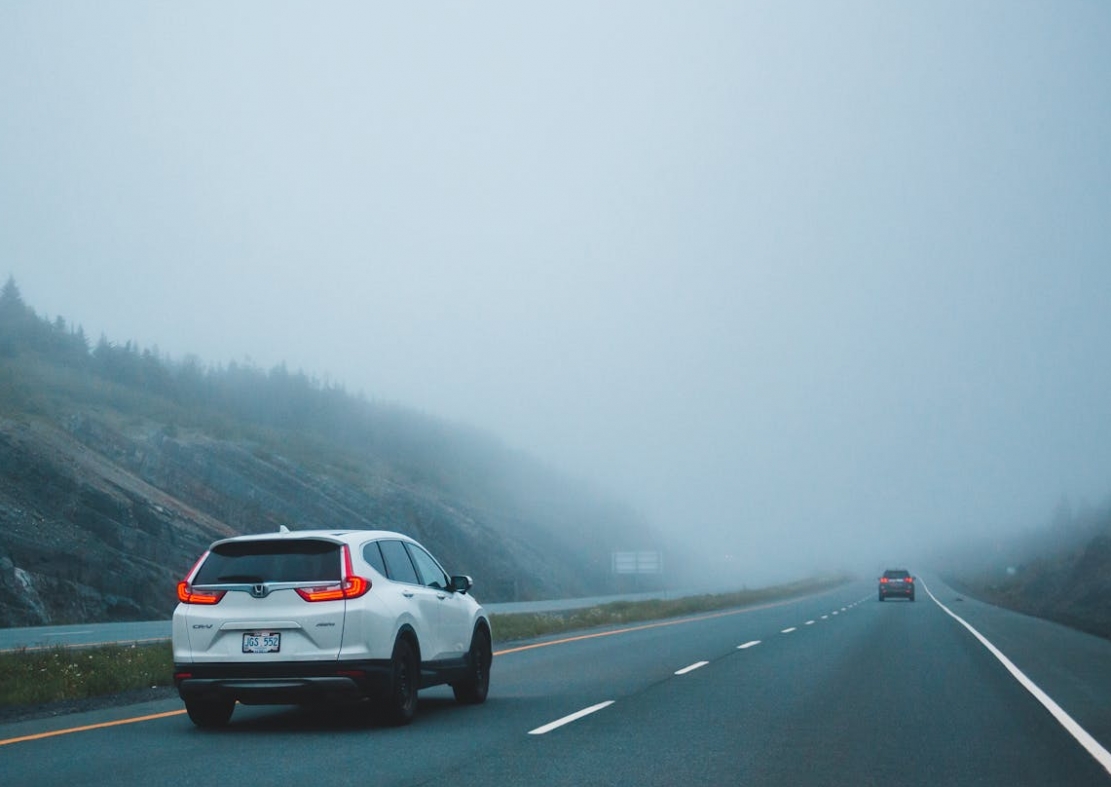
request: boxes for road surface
[2,576,1109,786]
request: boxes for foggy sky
[3,3,1110,581]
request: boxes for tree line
[0,275,443,465]
[0,274,654,542]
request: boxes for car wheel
[185,698,235,728]
[878,593,884,602]
[452,626,492,705]
[910,594,916,602]
[382,637,418,726]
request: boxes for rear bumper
[879,586,915,598]
[174,660,392,706]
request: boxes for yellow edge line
[0,709,187,747]
[1,594,806,747]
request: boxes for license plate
[243,632,281,653]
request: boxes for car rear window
[883,570,910,579]
[193,539,342,584]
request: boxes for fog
[3,3,1110,583]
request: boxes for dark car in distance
[878,569,915,601]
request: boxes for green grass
[0,577,847,710]
[0,643,174,706]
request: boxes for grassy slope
[940,513,1111,640]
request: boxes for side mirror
[450,575,473,595]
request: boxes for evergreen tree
[0,275,34,355]
[0,274,24,307]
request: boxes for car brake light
[296,545,371,602]
[880,577,888,583]
[906,576,914,583]
[177,581,227,605]
[176,551,226,604]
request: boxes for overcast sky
[3,2,1110,579]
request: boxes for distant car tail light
[177,581,227,605]
[296,545,371,602]
[906,576,914,583]
[880,577,888,583]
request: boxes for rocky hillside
[0,279,665,627]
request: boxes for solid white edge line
[529,701,615,735]
[923,580,1111,776]
[675,660,710,676]
[738,640,761,649]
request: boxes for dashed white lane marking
[923,580,1111,777]
[831,611,839,616]
[675,661,710,675]
[527,595,866,738]
[529,701,615,735]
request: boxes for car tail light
[880,577,888,584]
[296,545,371,602]
[295,578,368,602]
[176,551,227,604]
[906,576,914,583]
[177,581,227,605]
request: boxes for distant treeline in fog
[0,275,658,568]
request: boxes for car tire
[382,636,418,726]
[452,626,492,705]
[910,595,916,602]
[185,698,235,728]
[878,593,884,602]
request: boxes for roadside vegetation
[0,577,847,711]
[0,642,173,706]
[490,578,847,642]
[941,501,1111,641]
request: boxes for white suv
[172,528,492,728]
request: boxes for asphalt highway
[2,576,1109,786]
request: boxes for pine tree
[0,275,34,355]
[0,275,27,317]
